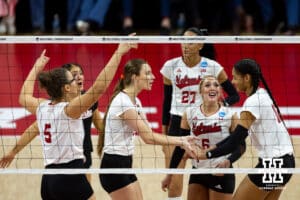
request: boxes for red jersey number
[202,138,210,149]
[44,123,52,143]
[182,91,196,104]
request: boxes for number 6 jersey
[185,105,234,168]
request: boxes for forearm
[87,51,123,97]
[19,67,39,106]
[162,84,172,126]
[19,51,49,106]
[221,79,240,106]
[11,122,39,155]
[143,131,183,146]
[162,125,169,135]
[206,125,248,159]
[169,146,185,168]
[96,50,125,93]
[227,140,246,164]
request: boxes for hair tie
[120,74,124,80]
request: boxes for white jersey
[36,100,84,166]
[103,92,143,156]
[160,56,223,116]
[242,88,294,158]
[186,106,233,168]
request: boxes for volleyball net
[0,36,299,175]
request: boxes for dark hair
[97,59,148,156]
[184,27,216,60]
[62,63,84,74]
[234,58,285,125]
[185,27,208,36]
[38,68,69,100]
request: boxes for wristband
[206,151,212,159]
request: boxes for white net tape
[0,168,299,175]
[0,35,300,43]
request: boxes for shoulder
[244,88,268,107]
[204,57,222,67]
[163,57,182,67]
[112,92,127,103]
[200,57,223,74]
[219,106,235,118]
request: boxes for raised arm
[0,121,39,168]
[66,41,138,119]
[19,50,50,114]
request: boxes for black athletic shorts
[83,150,92,168]
[248,153,295,191]
[168,115,182,136]
[41,159,93,200]
[100,153,137,194]
[189,168,235,194]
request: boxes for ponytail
[260,73,286,128]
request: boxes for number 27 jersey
[160,56,223,116]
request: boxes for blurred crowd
[0,0,299,35]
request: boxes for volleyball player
[161,75,245,200]
[62,63,103,182]
[99,59,198,200]
[1,64,103,184]
[199,59,295,200]
[160,27,240,199]
[18,40,136,200]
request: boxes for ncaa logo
[218,111,226,120]
[200,61,208,68]
[262,158,284,184]
[200,61,207,72]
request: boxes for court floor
[0,136,299,200]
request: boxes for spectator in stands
[121,0,171,35]
[0,0,18,35]
[75,0,112,35]
[284,0,299,35]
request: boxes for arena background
[0,43,299,136]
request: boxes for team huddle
[0,28,295,200]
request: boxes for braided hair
[234,59,285,126]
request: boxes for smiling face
[136,63,155,91]
[199,76,221,104]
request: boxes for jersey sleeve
[113,94,136,117]
[212,60,224,78]
[241,96,261,120]
[160,59,173,80]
